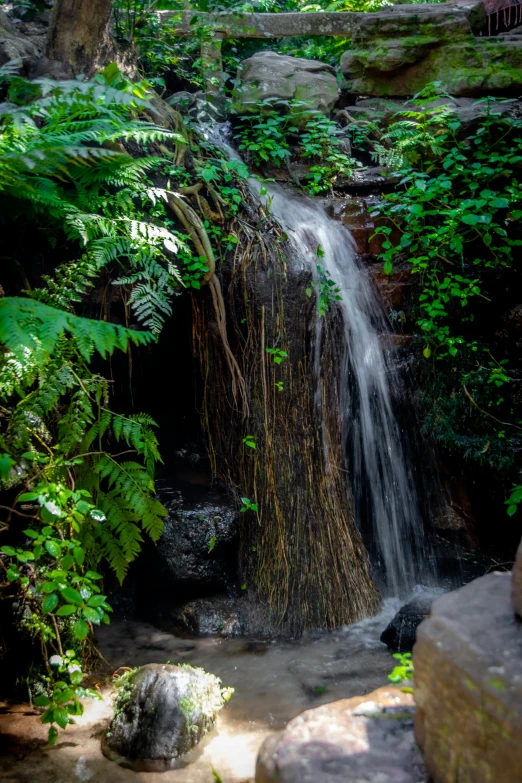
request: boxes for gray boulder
[104,663,231,770]
[232,51,339,125]
[380,594,437,652]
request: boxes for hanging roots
[167,192,249,417]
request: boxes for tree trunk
[45,0,114,76]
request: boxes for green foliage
[0,64,190,335]
[265,347,288,364]
[306,252,342,316]
[506,486,522,517]
[240,497,258,512]
[388,652,414,686]
[242,435,256,449]
[368,83,522,492]
[235,100,355,193]
[0,297,153,362]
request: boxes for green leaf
[1,546,16,556]
[73,619,89,641]
[55,604,77,616]
[17,492,39,502]
[86,594,106,607]
[73,547,85,566]
[34,694,51,707]
[61,587,83,606]
[83,606,101,623]
[45,540,62,558]
[423,346,431,359]
[61,554,74,570]
[85,571,102,580]
[42,594,59,613]
[70,670,83,685]
[383,260,393,276]
[48,726,59,745]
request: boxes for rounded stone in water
[103,663,232,771]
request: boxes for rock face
[164,595,242,637]
[340,3,522,97]
[255,686,426,783]
[152,482,239,593]
[414,572,522,783]
[232,51,339,123]
[104,663,228,770]
[0,10,39,68]
[380,594,437,652]
[512,538,522,617]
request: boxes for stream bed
[0,598,407,783]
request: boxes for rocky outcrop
[255,686,425,783]
[0,10,40,68]
[340,3,522,97]
[232,51,339,124]
[103,663,229,770]
[380,594,437,652]
[414,572,522,783]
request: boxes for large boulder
[103,663,231,770]
[255,686,425,783]
[340,2,522,97]
[414,572,522,783]
[232,51,339,124]
[380,594,438,652]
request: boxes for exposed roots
[167,191,249,417]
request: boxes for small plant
[266,347,288,365]
[388,652,414,691]
[506,486,522,516]
[240,497,258,512]
[306,262,342,317]
[208,535,217,553]
[242,435,256,450]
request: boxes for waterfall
[202,124,433,609]
[258,186,431,596]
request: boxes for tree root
[167,191,249,416]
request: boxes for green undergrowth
[364,84,522,518]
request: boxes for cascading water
[260,187,431,596]
[203,123,434,600]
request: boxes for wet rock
[103,663,229,770]
[152,482,239,593]
[255,686,425,783]
[512,537,522,617]
[380,595,436,652]
[163,596,242,637]
[339,2,522,97]
[232,51,339,125]
[414,572,522,783]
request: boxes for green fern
[0,297,153,362]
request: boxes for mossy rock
[103,663,232,770]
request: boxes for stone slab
[414,572,522,783]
